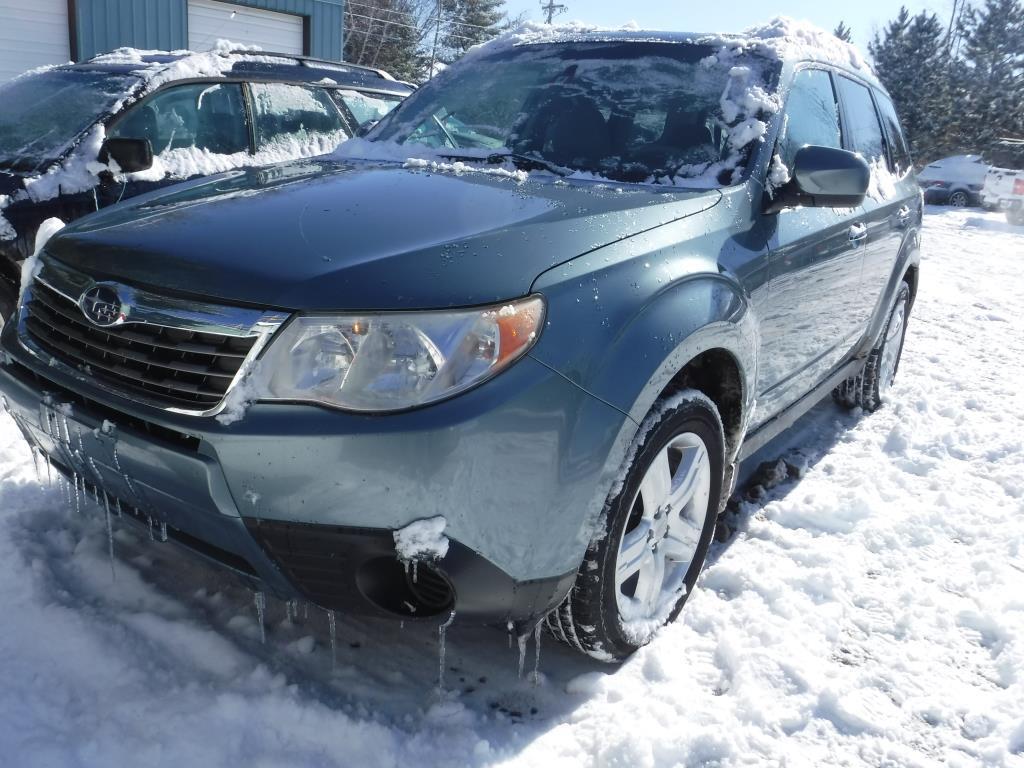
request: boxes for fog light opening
[356,557,454,618]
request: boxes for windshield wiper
[485,151,570,177]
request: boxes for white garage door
[0,0,71,83]
[188,0,304,55]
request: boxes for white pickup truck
[982,165,1024,225]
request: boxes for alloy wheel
[614,432,712,621]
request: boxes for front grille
[24,281,258,410]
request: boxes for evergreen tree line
[342,0,516,83]
[865,0,1024,166]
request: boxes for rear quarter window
[873,92,913,174]
[835,76,886,164]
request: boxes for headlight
[256,295,545,412]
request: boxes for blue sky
[503,0,953,50]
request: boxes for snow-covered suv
[0,20,921,660]
[0,45,412,322]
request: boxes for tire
[947,190,969,207]
[833,282,911,412]
[547,390,724,661]
[1007,208,1024,227]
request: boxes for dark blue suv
[0,47,412,321]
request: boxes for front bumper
[0,318,628,625]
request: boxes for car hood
[46,158,721,311]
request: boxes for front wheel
[834,282,911,412]
[547,391,724,661]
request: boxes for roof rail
[226,49,395,80]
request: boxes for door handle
[895,205,911,228]
[848,223,868,244]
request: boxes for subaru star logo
[79,284,124,327]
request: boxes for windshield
[0,70,140,172]
[368,41,781,186]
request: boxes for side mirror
[356,119,379,138]
[99,137,154,173]
[765,145,870,213]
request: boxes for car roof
[59,48,413,95]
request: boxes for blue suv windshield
[368,41,781,186]
[0,70,140,172]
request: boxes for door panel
[755,205,868,423]
[753,67,868,425]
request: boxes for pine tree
[834,22,853,43]
[439,0,505,63]
[344,0,433,82]
[870,8,963,163]
[958,0,1024,157]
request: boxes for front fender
[530,269,757,463]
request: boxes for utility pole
[540,0,566,24]
[429,0,442,77]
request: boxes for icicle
[104,503,116,581]
[76,427,85,456]
[532,621,542,687]
[73,474,81,515]
[303,602,309,620]
[159,521,168,543]
[412,560,418,584]
[517,633,528,679]
[508,619,514,650]
[253,591,266,644]
[60,415,72,446]
[115,498,123,518]
[327,609,337,669]
[44,453,52,486]
[112,443,138,502]
[30,446,42,487]
[147,516,154,541]
[437,611,456,691]
[285,601,293,623]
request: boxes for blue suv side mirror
[766,145,871,213]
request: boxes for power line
[345,10,479,43]
[346,0,503,30]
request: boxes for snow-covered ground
[1,207,1022,767]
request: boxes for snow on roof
[88,40,298,99]
[469,16,878,84]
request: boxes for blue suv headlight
[255,295,545,412]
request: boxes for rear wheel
[1007,208,1024,227]
[547,391,724,661]
[834,282,911,412]
[948,190,969,207]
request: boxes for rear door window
[777,68,843,169]
[249,83,349,154]
[109,83,249,156]
[835,76,886,164]
[873,92,913,174]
